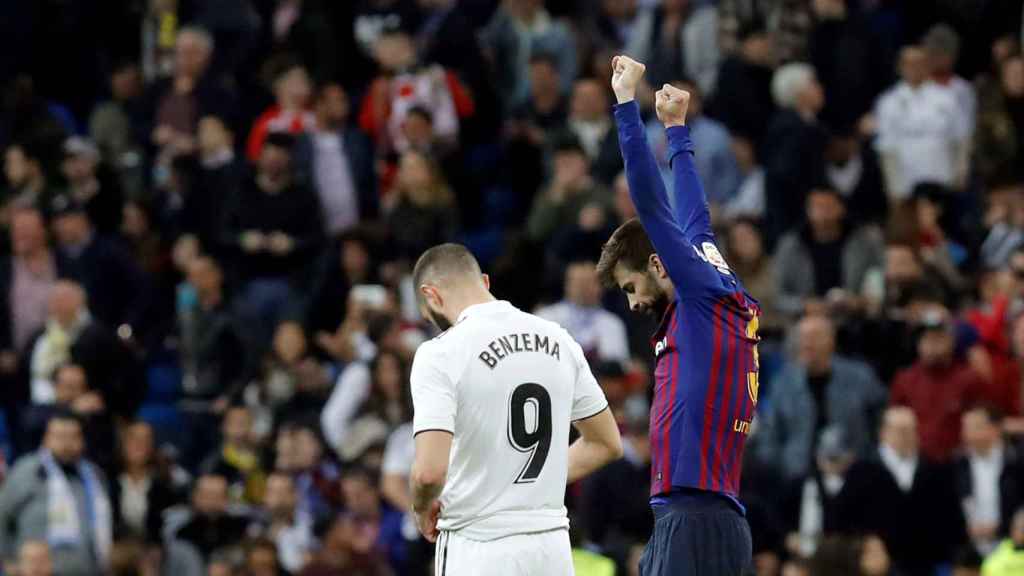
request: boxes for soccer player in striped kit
[597,56,760,575]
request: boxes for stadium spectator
[294,83,378,237]
[180,114,242,258]
[276,421,341,525]
[385,149,459,262]
[171,473,249,561]
[110,421,178,545]
[49,195,150,342]
[975,55,1024,183]
[536,261,630,365]
[823,128,888,227]
[201,405,266,505]
[339,465,405,573]
[512,54,569,137]
[567,78,621,186]
[783,426,857,559]
[713,23,776,146]
[955,406,1024,555]
[891,309,985,462]
[147,26,235,178]
[249,472,315,574]
[924,25,978,132]
[762,63,827,245]
[3,142,56,214]
[249,321,331,434]
[23,281,137,422]
[773,187,885,320]
[836,407,966,576]
[875,45,970,201]
[527,133,607,245]
[481,0,576,112]
[0,412,112,576]
[725,219,781,335]
[88,61,145,200]
[299,513,394,576]
[221,133,324,346]
[0,208,60,359]
[753,314,885,482]
[20,364,116,473]
[61,137,124,238]
[245,61,315,162]
[358,30,472,155]
[624,0,720,96]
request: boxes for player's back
[410,300,608,542]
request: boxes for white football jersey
[411,300,608,541]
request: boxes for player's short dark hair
[46,408,84,431]
[412,243,482,298]
[596,218,656,288]
[263,132,295,153]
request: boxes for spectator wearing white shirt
[293,84,378,237]
[248,472,315,574]
[875,45,970,202]
[924,24,977,135]
[535,261,629,365]
[954,406,1024,556]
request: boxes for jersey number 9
[507,383,552,484]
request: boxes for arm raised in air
[610,56,726,297]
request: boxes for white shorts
[435,528,574,576]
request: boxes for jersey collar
[650,299,679,347]
[456,300,513,323]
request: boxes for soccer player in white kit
[409,244,624,576]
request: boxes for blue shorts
[639,491,753,576]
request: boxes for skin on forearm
[411,478,443,513]
[567,437,616,484]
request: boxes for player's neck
[448,289,498,323]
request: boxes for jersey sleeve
[666,125,714,245]
[410,342,457,435]
[614,101,728,299]
[567,336,609,421]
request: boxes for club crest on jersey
[654,336,669,357]
[693,242,732,275]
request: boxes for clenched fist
[610,55,646,104]
[655,83,690,128]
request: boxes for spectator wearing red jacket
[245,61,316,162]
[891,309,984,462]
[357,31,473,157]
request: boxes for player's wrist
[613,90,636,105]
[663,119,686,128]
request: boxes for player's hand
[415,499,442,543]
[654,84,690,128]
[610,55,646,104]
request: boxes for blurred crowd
[2,0,1024,575]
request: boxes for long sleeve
[666,125,714,245]
[321,362,372,456]
[614,101,728,299]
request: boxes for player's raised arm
[657,84,714,245]
[610,56,723,296]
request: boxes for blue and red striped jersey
[615,101,761,499]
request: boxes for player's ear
[648,254,667,279]
[481,273,490,290]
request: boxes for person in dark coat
[110,421,180,544]
[48,194,151,343]
[220,133,324,349]
[181,114,243,258]
[954,405,1024,555]
[60,137,124,239]
[712,23,776,146]
[172,474,250,561]
[293,83,378,238]
[761,63,828,247]
[836,406,966,576]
